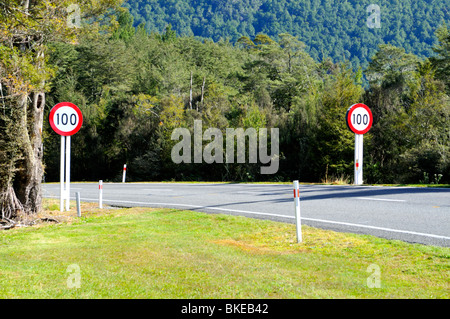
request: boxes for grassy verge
[0,199,448,298]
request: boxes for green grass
[0,200,448,298]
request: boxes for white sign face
[350,107,370,132]
[346,103,373,135]
[54,107,79,132]
[49,102,83,136]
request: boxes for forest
[41,9,450,184]
[123,0,450,69]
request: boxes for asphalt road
[43,182,450,247]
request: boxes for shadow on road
[186,185,450,211]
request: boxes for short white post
[122,164,127,183]
[99,180,103,209]
[76,192,81,217]
[293,180,302,243]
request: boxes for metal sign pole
[65,135,71,211]
[354,134,363,185]
[354,134,358,185]
[359,134,364,184]
[60,135,65,212]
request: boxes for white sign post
[354,134,364,185]
[60,135,65,212]
[49,102,83,211]
[346,103,373,185]
[65,135,71,211]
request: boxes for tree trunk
[200,76,206,112]
[0,91,44,218]
[14,91,44,214]
[0,122,24,219]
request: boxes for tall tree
[316,64,365,180]
[0,0,123,219]
[431,25,450,94]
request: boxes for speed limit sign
[345,103,373,185]
[49,102,83,212]
[49,102,83,136]
[346,103,373,135]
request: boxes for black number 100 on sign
[49,102,83,136]
[56,113,77,126]
[352,113,369,126]
[345,103,373,135]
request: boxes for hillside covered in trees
[42,9,450,184]
[122,0,450,69]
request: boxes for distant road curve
[43,182,450,247]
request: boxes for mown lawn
[0,200,448,298]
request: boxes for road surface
[43,182,450,247]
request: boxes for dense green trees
[42,11,450,184]
[364,41,450,183]
[431,25,450,94]
[0,0,124,218]
[123,0,449,69]
[2,3,446,221]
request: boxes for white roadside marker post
[293,180,302,243]
[76,192,81,217]
[99,180,103,209]
[122,164,127,183]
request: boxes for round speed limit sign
[49,102,83,136]
[345,103,373,135]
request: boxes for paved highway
[43,182,450,247]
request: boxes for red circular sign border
[346,103,373,135]
[49,102,83,136]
